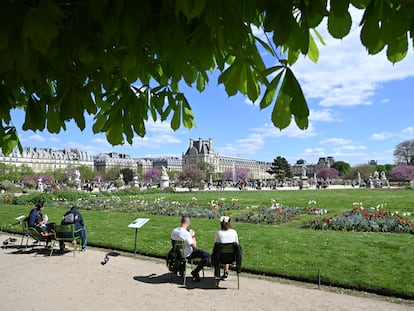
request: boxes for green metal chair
[22,219,50,249]
[170,239,205,285]
[51,224,82,256]
[212,242,241,289]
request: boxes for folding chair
[170,239,205,285]
[51,224,82,256]
[212,242,241,289]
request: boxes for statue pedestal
[160,176,170,189]
[75,178,81,191]
[301,177,309,189]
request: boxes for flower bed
[304,204,414,234]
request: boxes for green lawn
[1,188,414,299]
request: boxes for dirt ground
[1,233,413,311]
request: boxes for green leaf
[0,126,20,156]
[259,71,283,110]
[170,103,181,131]
[106,111,124,145]
[255,35,275,57]
[327,11,352,39]
[284,68,309,121]
[330,0,349,17]
[22,96,46,131]
[360,18,385,54]
[46,108,63,133]
[349,0,371,9]
[307,34,319,63]
[386,34,408,63]
[218,60,244,96]
[272,91,292,130]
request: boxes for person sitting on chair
[171,215,210,282]
[214,216,239,280]
[28,202,54,237]
[59,205,87,251]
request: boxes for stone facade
[94,152,136,172]
[0,147,94,173]
[182,138,272,180]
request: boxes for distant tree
[267,156,292,182]
[389,165,414,182]
[22,175,53,187]
[145,168,161,184]
[375,164,394,177]
[46,168,66,183]
[331,161,351,177]
[77,165,95,181]
[345,164,376,181]
[0,163,34,182]
[394,140,414,165]
[175,165,205,190]
[316,168,339,180]
[104,167,122,182]
[120,168,134,184]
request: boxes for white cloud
[293,9,414,109]
[22,134,46,143]
[253,122,318,138]
[401,127,414,138]
[309,109,339,122]
[370,132,394,141]
[217,134,265,157]
[336,145,367,151]
[320,138,352,145]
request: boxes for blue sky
[11,10,414,166]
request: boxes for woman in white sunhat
[214,216,239,280]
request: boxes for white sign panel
[128,218,150,229]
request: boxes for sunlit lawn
[1,188,414,299]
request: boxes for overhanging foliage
[1,0,413,154]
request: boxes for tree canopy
[1,0,413,155]
[394,140,414,165]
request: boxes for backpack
[62,212,75,224]
[166,247,183,274]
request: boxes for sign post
[127,218,149,256]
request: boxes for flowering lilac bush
[389,165,414,182]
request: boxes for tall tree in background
[1,1,414,154]
[331,161,351,177]
[394,140,414,165]
[120,168,134,184]
[267,156,292,182]
[175,164,205,190]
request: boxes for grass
[1,188,414,299]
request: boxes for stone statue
[74,169,81,180]
[302,165,307,177]
[161,166,168,177]
[160,166,170,189]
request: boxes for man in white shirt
[171,215,210,282]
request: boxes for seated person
[212,216,241,280]
[58,205,87,251]
[171,215,210,282]
[28,202,54,236]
